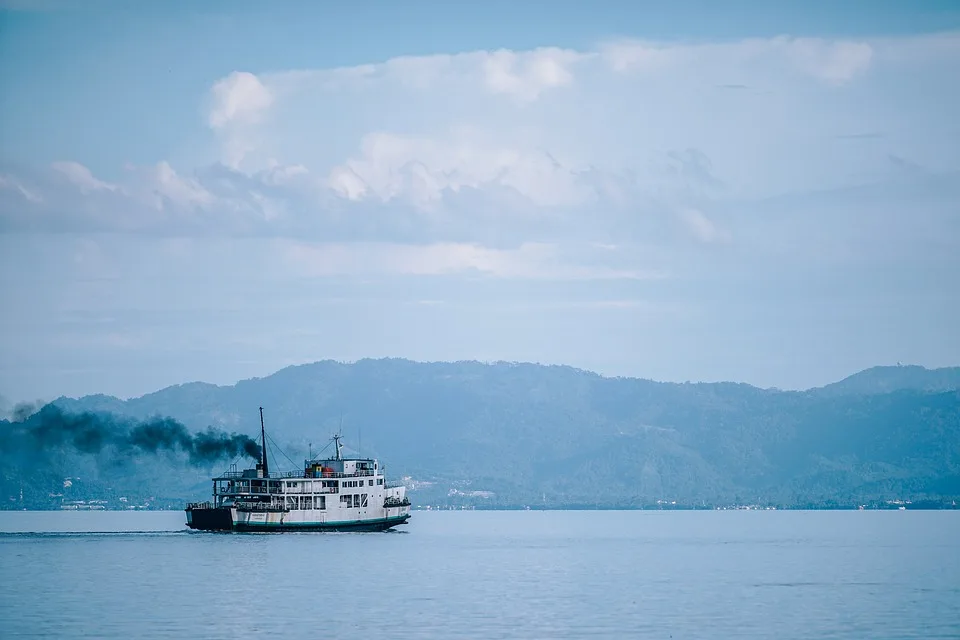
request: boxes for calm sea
[0,510,957,639]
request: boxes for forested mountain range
[3,360,959,509]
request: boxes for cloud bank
[1,32,958,283]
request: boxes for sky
[1,0,959,403]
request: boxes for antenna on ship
[259,406,269,477]
[333,432,343,461]
[332,412,343,461]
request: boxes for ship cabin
[207,434,398,514]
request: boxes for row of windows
[340,494,369,508]
[282,494,371,510]
[286,495,327,510]
[285,478,384,489]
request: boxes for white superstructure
[185,410,411,532]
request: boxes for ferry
[185,408,411,532]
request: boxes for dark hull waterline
[186,507,410,533]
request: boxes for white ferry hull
[186,505,410,533]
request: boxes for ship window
[368,479,373,486]
[361,494,368,508]
[377,479,383,485]
[317,496,326,510]
[352,494,360,508]
[300,496,313,510]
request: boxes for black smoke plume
[0,403,261,465]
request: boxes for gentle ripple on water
[0,509,958,639]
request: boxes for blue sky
[1,0,959,403]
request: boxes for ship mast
[259,406,269,477]
[334,413,344,461]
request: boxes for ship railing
[215,471,299,480]
[216,470,377,481]
[273,470,307,478]
[221,487,280,496]
[296,470,376,479]
[214,470,317,480]
[267,470,373,479]
[225,486,340,496]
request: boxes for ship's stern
[185,502,235,531]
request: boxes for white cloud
[0,173,43,203]
[677,208,731,244]
[1,31,957,269]
[780,37,873,85]
[196,32,958,210]
[148,161,215,210]
[480,47,584,102]
[329,165,369,200]
[283,241,662,280]
[326,130,592,208]
[260,162,309,186]
[600,36,874,85]
[208,71,274,129]
[266,47,586,101]
[208,71,275,169]
[599,41,679,73]
[52,161,117,193]
[0,161,276,234]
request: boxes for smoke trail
[0,403,261,465]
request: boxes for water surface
[1,510,957,639]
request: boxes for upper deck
[214,457,379,481]
[211,431,390,500]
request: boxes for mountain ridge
[4,359,959,509]
[49,358,960,407]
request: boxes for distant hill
[3,359,959,509]
[815,365,960,397]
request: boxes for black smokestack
[1,403,261,465]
